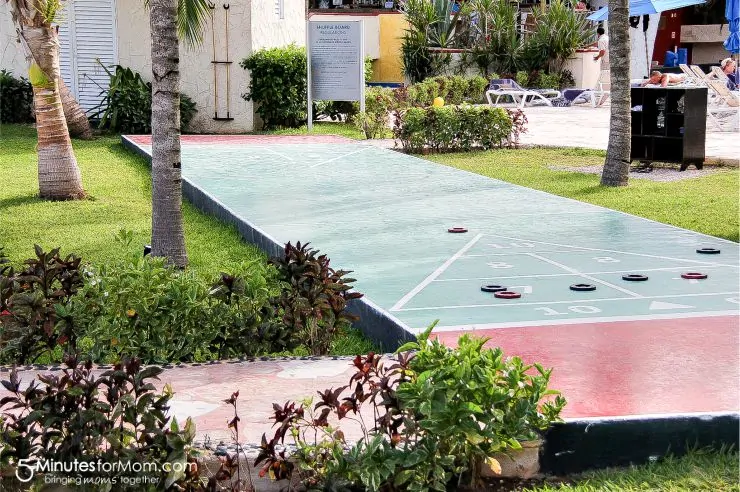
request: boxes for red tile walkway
[2,314,736,445]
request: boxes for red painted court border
[125,134,356,146]
[434,315,739,418]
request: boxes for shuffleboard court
[124,134,739,420]
[126,135,739,333]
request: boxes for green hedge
[394,105,515,153]
[0,70,34,124]
[240,44,374,129]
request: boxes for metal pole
[359,20,365,115]
[307,20,313,131]
[209,1,217,119]
[223,3,231,119]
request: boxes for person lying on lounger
[641,71,687,87]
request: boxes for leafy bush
[0,356,200,489]
[356,86,395,139]
[270,242,363,356]
[240,44,307,129]
[75,253,282,364]
[394,105,521,153]
[256,325,566,491]
[0,245,83,365]
[94,65,197,134]
[0,69,34,123]
[522,0,592,73]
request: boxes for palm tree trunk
[150,0,188,268]
[600,0,632,187]
[58,77,93,139]
[24,25,85,200]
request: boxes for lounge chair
[565,71,611,107]
[485,79,561,108]
[679,64,704,85]
[705,79,739,131]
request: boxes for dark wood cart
[630,87,707,171]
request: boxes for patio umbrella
[587,0,706,21]
[724,0,740,54]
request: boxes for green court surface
[140,140,740,333]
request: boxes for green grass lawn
[427,148,739,242]
[525,446,739,491]
[0,124,376,356]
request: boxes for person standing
[593,27,609,71]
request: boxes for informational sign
[307,20,365,130]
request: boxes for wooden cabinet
[630,87,707,171]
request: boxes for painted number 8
[594,257,620,263]
[487,262,513,269]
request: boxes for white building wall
[1,0,306,133]
[250,0,306,51]
[0,3,32,77]
[591,0,659,80]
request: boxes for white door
[58,0,117,114]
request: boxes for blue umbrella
[587,0,706,21]
[724,0,740,54]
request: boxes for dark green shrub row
[0,241,362,365]
[0,69,34,124]
[256,326,567,491]
[92,65,197,134]
[394,105,522,153]
[240,44,374,129]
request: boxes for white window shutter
[57,0,117,114]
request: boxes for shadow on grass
[0,194,42,209]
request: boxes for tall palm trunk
[150,0,188,267]
[59,77,93,139]
[600,0,631,187]
[25,25,85,200]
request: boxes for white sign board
[307,20,365,130]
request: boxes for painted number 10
[535,306,602,316]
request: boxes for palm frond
[144,0,211,48]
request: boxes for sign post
[307,20,365,131]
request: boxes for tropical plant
[393,105,519,153]
[270,242,363,356]
[468,0,522,75]
[0,245,83,365]
[0,69,34,123]
[0,356,201,488]
[523,0,593,73]
[240,44,307,129]
[601,0,631,186]
[93,64,197,134]
[255,326,566,491]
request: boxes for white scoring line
[527,253,644,298]
[390,233,484,312]
[486,234,738,268]
[393,291,740,312]
[309,146,372,168]
[432,265,727,282]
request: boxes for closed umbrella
[587,0,706,21]
[724,0,740,54]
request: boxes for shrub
[0,245,83,365]
[356,86,395,139]
[270,242,363,356]
[523,0,592,73]
[0,69,34,123]
[256,325,566,491]
[75,254,282,364]
[93,65,197,134]
[394,105,519,153]
[403,75,488,108]
[0,356,200,488]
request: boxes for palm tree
[600,0,631,187]
[7,0,85,200]
[149,0,210,267]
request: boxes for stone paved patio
[518,106,738,165]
